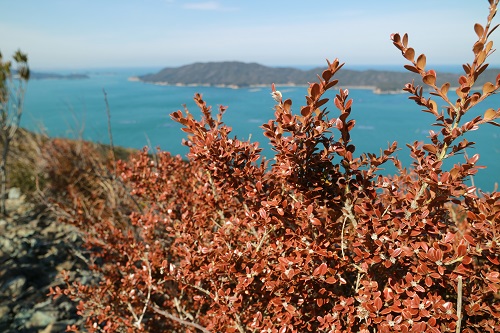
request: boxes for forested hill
[136,61,500,92]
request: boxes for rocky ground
[0,188,89,332]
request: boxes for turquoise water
[22,68,499,192]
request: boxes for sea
[21,66,500,192]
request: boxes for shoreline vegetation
[130,61,500,94]
[128,76,395,93]
[29,71,89,80]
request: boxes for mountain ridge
[134,61,500,93]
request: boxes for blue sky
[0,0,496,70]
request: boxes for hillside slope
[136,61,500,92]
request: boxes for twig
[381,205,390,218]
[456,275,463,333]
[101,88,143,225]
[126,302,140,328]
[341,197,360,260]
[185,282,211,297]
[102,89,116,176]
[341,216,348,259]
[343,198,358,228]
[173,295,194,321]
[255,226,273,253]
[151,305,211,333]
[125,256,153,330]
[355,271,363,293]
[206,171,219,200]
[144,133,159,166]
[234,313,246,333]
[136,256,153,329]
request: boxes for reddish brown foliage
[51,2,500,332]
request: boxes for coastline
[127,76,405,94]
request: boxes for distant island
[30,71,89,80]
[132,61,500,93]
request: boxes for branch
[150,305,211,333]
[137,256,153,329]
[234,313,246,333]
[255,226,273,253]
[341,198,359,259]
[456,275,463,333]
[102,88,116,176]
[341,216,348,259]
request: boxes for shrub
[0,49,30,215]
[0,128,47,200]
[39,137,137,228]
[51,1,500,332]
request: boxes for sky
[0,0,497,70]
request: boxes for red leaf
[425,276,433,287]
[283,98,292,112]
[325,276,337,284]
[440,82,450,95]
[463,234,476,245]
[456,241,467,257]
[391,248,403,258]
[335,118,343,130]
[423,74,436,85]
[334,97,343,110]
[313,263,328,276]
[310,83,321,100]
[468,153,480,164]
[256,180,262,192]
[484,108,497,120]
[301,106,312,117]
[488,256,500,265]
[474,23,485,38]
[322,69,333,81]
[404,64,420,74]
[374,297,383,311]
[404,47,415,61]
[416,54,426,70]
[422,144,437,154]
[391,33,401,43]
[345,99,353,109]
[311,218,322,226]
